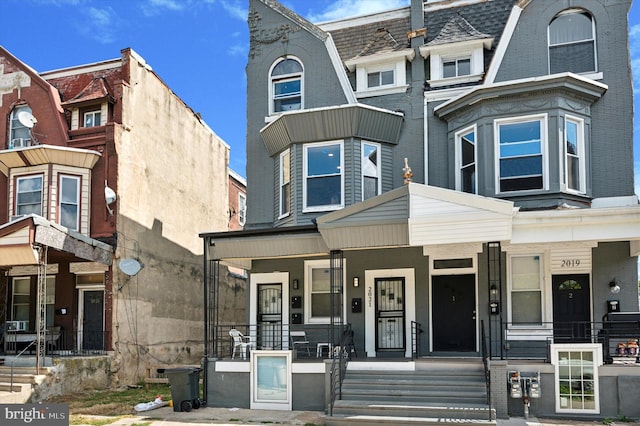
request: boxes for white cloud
[77,7,117,44]
[220,0,247,21]
[304,0,410,23]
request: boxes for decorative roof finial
[403,158,413,185]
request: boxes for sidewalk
[71,406,640,426]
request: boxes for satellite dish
[17,111,38,129]
[119,258,143,276]
[105,186,117,205]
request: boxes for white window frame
[16,174,44,217]
[83,110,101,128]
[302,140,344,213]
[507,254,549,330]
[238,193,247,226]
[59,174,80,231]
[550,343,602,414]
[562,115,586,194]
[279,149,291,218]
[494,114,548,194]
[548,9,597,75]
[348,54,411,98]
[11,277,31,323]
[10,105,33,148]
[303,259,347,324]
[361,141,381,201]
[269,56,303,115]
[455,124,477,194]
[422,40,489,88]
[442,56,471,78]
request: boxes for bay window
[362,142,381,200]
[496,115,547,193]
[279,149,291,217]
[564,116,585,193]
[303,141,343,211]
[456,125,476,194]
[60,175,80,230]
[16,175,43,216]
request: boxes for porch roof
[203,184,640,266]
[0,144,101,176]
[0,215,113,268]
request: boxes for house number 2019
[561,259,581,267]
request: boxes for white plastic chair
[229,329,252,360]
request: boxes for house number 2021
[561,259,581,268]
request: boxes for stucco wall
[108,50,240,384]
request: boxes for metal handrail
[10,339,37,392]
[410,321,423,360]
[481,320,492,421]
[328,328,353,416]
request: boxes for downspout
[202,237,208,404]
[409,0,427,184]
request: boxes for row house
[0,46,239,393]
[201,0,640,422]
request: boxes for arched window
[270,57,303,114]
[9,104,33,148]
[548,9,596,74]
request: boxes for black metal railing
[481,320,492,421]
[411,321,423,360]
[3,327,109,357]
[208,323,351,360]
[328,327,354,416]
[497,320,640,364]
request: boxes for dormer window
[83,110,101,128]
[270,57,303,115]
[344,27,414,98]
[346,51,413,98]
[420,15,493,88]
[368,69,394,88]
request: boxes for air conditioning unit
[6,320,28,331]
[10,138,31,149]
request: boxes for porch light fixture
[353,277,359,287]
[609,279,621,294]
[490,284,498,297]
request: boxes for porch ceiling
[204,226,328,268]
[0,215,113,267]
[0,145,101,176]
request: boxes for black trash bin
[164,367,203,412]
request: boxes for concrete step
[329,360,492,425]
[325,414,496,426]
[0,374,38,384]
[0,383,25,393]
[332,400,494,420]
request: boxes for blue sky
[0,0,638,194]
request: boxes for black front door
[552,274,591,342]
[83,290,104,350]
[432,275,476,352]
